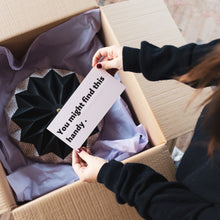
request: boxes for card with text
[47,67,125,150]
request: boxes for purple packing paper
[92,96,149,161]
[0,9,102,174]
[1,9,149,202]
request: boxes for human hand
[72,148,107,183]
[92,45,123,70]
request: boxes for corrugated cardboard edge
[0,212,13,220]
[0,163,16,216]
[124,144,176,181]
[12,144,175,220]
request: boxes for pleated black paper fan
[12,69,96,159]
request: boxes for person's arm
[98,160,220,220]
[123,39,220,81]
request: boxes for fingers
[72,150,80,164]
[76,148,92,163]
[72,148,107,183]
[100,58,122,70]
[92,47,109,67]
[92,46,122,70]
[72,150,82,173]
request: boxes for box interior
[0,0,195,219]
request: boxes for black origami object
[12,69,96,159]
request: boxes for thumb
[99,57,122,70]
[77,148,92,163]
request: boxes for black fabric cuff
[123,46,140,72]
[97,160,124,192]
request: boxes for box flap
[0,163,16,216]
[100,5,166,146]
[0,0,98,58]
[124,144,176,181]
[101,0,212,141]
[12,144,175,220]
[118,70,167,146]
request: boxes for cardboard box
[0,0,211,219]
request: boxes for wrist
[97,160,123,186]
[123,46,140,72]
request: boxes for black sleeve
[123,39,220,81]
[97,160,220,220]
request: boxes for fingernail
[76,148,82,153]
[96,63,102,69]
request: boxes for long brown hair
[178,44,220,155]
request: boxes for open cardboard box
[0,0,212,219]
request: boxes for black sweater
[97,40,220,220]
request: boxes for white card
[47,67,125,150]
